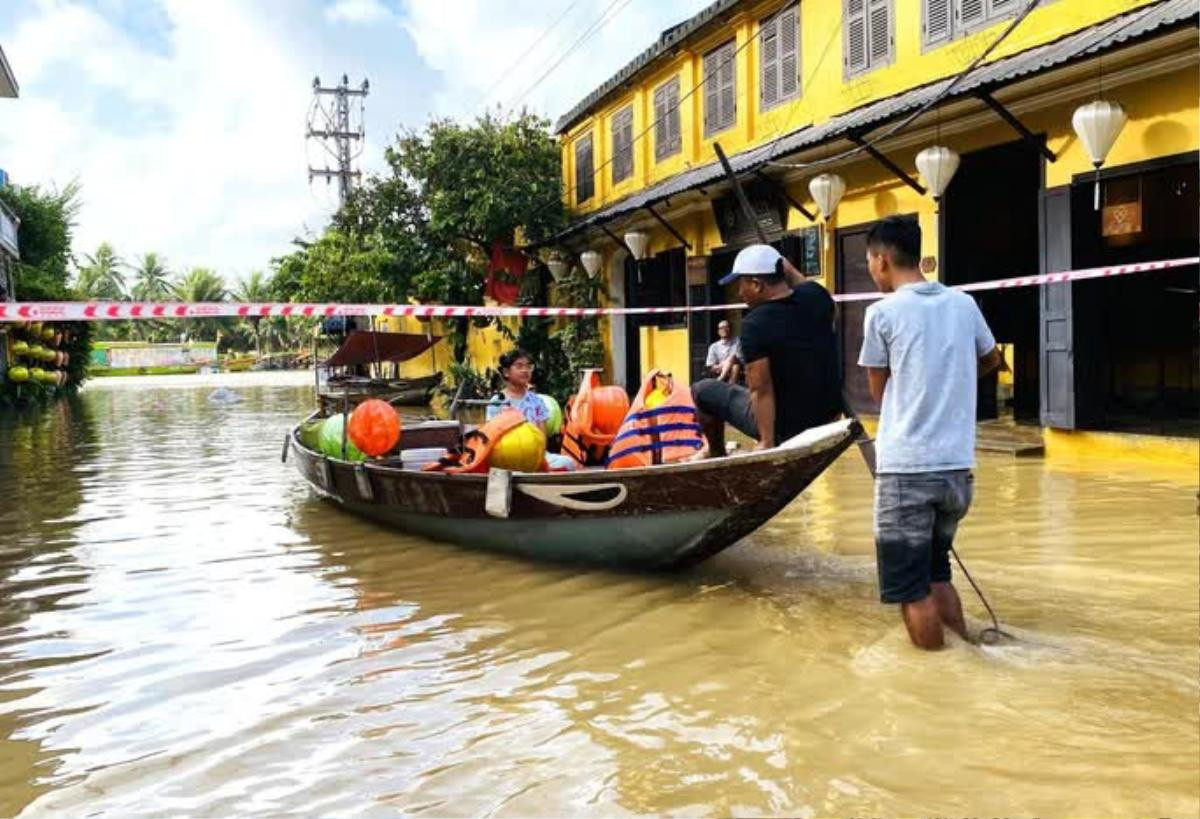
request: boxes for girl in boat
[487,349,550,430]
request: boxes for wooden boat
[318,372,442,412]
[316,330,443,411]
[285,415,863,570]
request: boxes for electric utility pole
[307,74,369,207]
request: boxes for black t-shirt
[738,282,842,442]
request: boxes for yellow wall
[562,0,1160,212]
[637,326,692,386]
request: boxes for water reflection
[0,372,1195,818]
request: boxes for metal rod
[977,92,1058,163]
[848,133,926,195]
[754,170,816,222]
[644,204,692,250]
[713,142,769,244]
[599,224,634,257]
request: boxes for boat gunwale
[290,414,860,483]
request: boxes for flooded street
[0,372,1196,818]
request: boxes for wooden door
[836,225,880,415]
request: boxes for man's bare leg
[932,581,968,641]
[696,408,724,459]
[900,595,945,650]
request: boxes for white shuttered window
[703,40,737,137]
[611,105,634,185]
[760,4,800,111]
[845,0,892,78]
[924,0,1024,49]
[653,77,682,161]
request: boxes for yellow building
[553,0,1198,461]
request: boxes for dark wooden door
[836,226,881,415]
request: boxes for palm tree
[173,267,228,343]
[75,242,127,300]
[130,253,173,341]
[131,252,172,301]
[233,270,271,358]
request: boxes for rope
[950,545,1014,645]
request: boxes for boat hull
[288,418,861,570]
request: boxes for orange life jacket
[422,408,548,474]
[606,370,705,469]
[561,370,619,467]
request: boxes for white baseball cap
[718,244,783,285]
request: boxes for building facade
[0,43,18,381]
[554,0,1198,458]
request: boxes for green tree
[131,252,172,301]
[129,252,174,341]
[0,181,80,300]
[0,182,93,406]
[233,269,271,357]
[172,267,227,343]
[333,110,567,365]
[75,242,127,300]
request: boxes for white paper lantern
[915,145,960,201]
[624,230,650,261]
[808,173,846,219]
[1072,99,1127,210]
[546,258,568,282]
[1072,100,1127,168]
[580,250,602,278]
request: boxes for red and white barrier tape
[0,256,1194,322]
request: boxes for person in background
[487,349,548,432]
[692,245,841,456]
[706,320,741,383]
[857,216,1004,651]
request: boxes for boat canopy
[323,331,441,368]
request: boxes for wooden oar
[714,141,876,477]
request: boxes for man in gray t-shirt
[857,217,1002,651]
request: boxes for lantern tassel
[1094,163,1102,211]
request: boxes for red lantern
[347,398,402,457]
[591,386,630,435]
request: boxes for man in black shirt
[692,244,842,454]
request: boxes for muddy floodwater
[0,371,1196,817]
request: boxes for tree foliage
[76,242,127,300]
[0,181,80,300]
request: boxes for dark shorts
[692,378,758,439]
[874,470,974,604]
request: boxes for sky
[0,0,708,289]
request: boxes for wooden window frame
[922,0,1026,51]
[574,132,594,205]
[844,0,894,80]
[611,105,635,185]
[760,3,801,112]
[653,76,682,162]
[703,39,738,138]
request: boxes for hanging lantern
[580,250,602,278]
[623,230,649,261]
[808,173,846,250]
[915,146,960,203]
[1072,99,1127,210]
[546,258,568,282]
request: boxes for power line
[474,0,590,112]
[503,0,635,117]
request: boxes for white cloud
[0,0,714,287]
[399,0,712,121]
[0,0,328,283]
[324,0,394,25]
